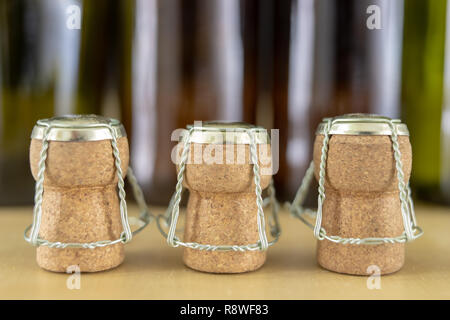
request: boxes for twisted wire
[387,121,414,240]
[29,126,50,245]
[166,127,194,247]
[314,119,332,239]
[292,161,315,209]
[126,167,153,233]
[267,179,281,239]
[109,128,133,243]
[24,123,152,248]
[290,117,424,245]
[158,126,280,251]
[248,129,269,250]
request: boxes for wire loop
[24,122,152,249]
[290,117,423,245]
[157,126,281,252]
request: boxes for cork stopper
[171,121,275,273]
[313,114,413,275]
[28,115,130,272]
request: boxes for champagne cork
[292,114,423,276]
[159,122,280,273]
[25,115,150,272]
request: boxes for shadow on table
[265,247,318,272]
[118,248,185,273]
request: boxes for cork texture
[180,143,272,273]
[313,135,412,275]
[29,137,129,272]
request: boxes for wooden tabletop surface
[0,204,449,300]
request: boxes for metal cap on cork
[31,114,127,142]
[185,121,270,144]
[316,113,410,136]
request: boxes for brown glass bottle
[131,0,259,204]
[273,0,404,202]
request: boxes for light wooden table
[0,204,449,300]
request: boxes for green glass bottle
[0,0,54,205]
[0,0,124,205]
[75,0,129,118]
[401,0,450,204]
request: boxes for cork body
[313,135,412,275]
[181,143,272,273]
[29,138,129,272]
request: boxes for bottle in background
[131,0,259,204]
[0,0,55,205]
[0,0,125,205]
[76,0,131,120]
[402,0,450,205]
[273,0,404,202]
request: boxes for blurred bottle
[0,0,56,205]
[131,0,259,204]
[402,0,450,205]
[273,0,404,202]
[0,0,126,205]
[76,0,131,119]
